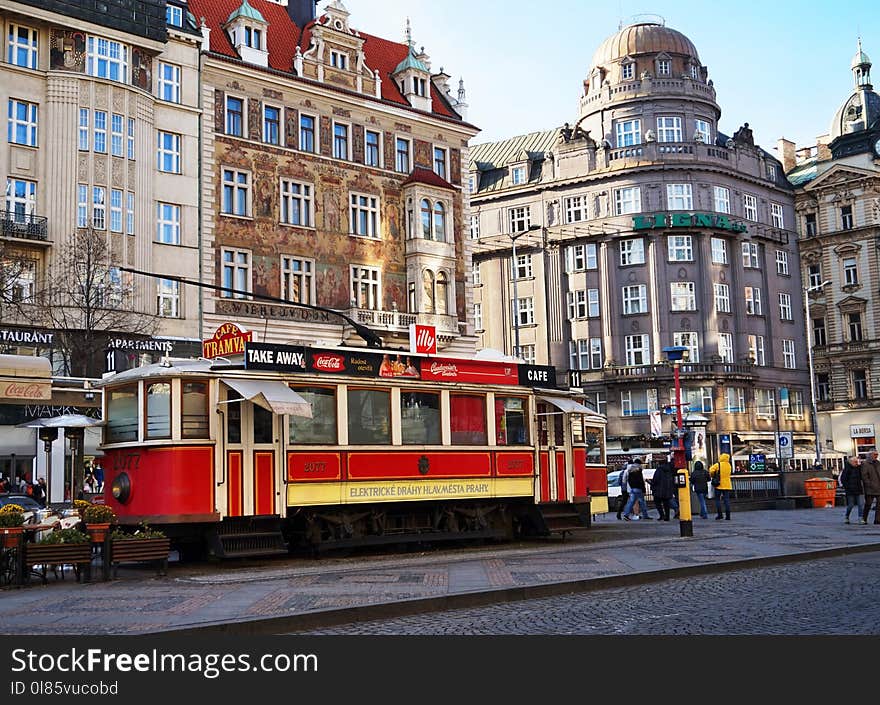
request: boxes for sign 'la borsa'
[632,212,749,233]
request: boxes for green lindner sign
[632,212,748,233]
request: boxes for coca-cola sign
[0,380,52,401]
[409,324,437,355]
[312,354,346,372]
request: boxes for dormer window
[413,77,427,97]
[690,64,699,80]
[656,59,670,76]
[330,51,348,70]
[166,5,183,27]
[224,0,269,68]
[244,27,262,49]
[511,166,526,186]
[621,62,635,80]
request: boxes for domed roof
[852,38,871,68]
[590,22,700,68]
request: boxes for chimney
[776,137,796,173]
[287,0,318,28]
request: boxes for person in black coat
[651,456,678,521]
[690,460,710,519]
[840,456,865,524]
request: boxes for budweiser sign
[312,353,345,372]
[409,324,437,355]
[203,322,252,359]
[429,363,459,377]
[0,380,51,401]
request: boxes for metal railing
[0,210,48,241]
[729,473,782,499]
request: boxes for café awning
[0,354,51,402]
[537,395,593,415]
[222,379,312,418]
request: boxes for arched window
[421,199,432,239]
[433,201,446,242]
[436,271,449,315]
[422,269,435,313]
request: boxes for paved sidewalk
[2,508,878,635]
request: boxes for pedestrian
[860,451,880,525]
[839,456,865,524]
[31,477,47,507]
[93,463,105,493]
[650,455,677,521]
[690,459,710,519]
[83,471,95,494]
[709,452,733,520]
[621,456,653,521]
[616,463,630,520]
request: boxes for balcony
[602,361,756,383]
[347,307,461,337]
[0,210,49,243]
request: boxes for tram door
[224,390,280,517]
[536,403,572,503]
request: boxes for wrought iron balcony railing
[0,210,48,241]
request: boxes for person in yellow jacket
[709,452,733,520]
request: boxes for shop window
[450,394,487,445]
[495,396,528,446]
[107,385,138,443]
[348,388,390,445]
[289,387,336,444]
[145,382,171,439]
[182,381,209,439]
[401,391,441,445]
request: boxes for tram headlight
[111,472,131,504]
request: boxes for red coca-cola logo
[2,382,47,399]
[312,354,345,372]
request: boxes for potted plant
[0,504,25,548]
[25,528,92,584]
[109,524,170,578]
[81,503,117,543]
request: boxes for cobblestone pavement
[296,552,880,635]
[1,508,879,635]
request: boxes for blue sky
[343,0,880,153]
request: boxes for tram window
[107,385,138,443]
[495,396,528,446]
[401,391,441,445]
[145,382,171,439]
[182,381,209,439]
[226,390,242,444]
[584,426,605,464]
[348,388,391,445]
[253,404,274,444]
[553,410,564,446]
[289,386,336,444]
[571,415,584,444]
[450,394,487,445]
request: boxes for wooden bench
[108,538,171,579]
[24,543,93,584]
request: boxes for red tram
[97,343,608,557]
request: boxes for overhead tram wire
[118,266,384,349]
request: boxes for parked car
[0,493,42,521]
[607,468,656,514]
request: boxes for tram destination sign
[632,212,748,233]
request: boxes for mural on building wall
[131,48,152,91]
[50,30,86,72]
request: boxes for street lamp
[509,224,541,359]
[662,345,693,538]
[804,279,831,468]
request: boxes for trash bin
[804,478,836,508]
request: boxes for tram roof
[94,358,233,386]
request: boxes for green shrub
[111,523,166,540]
[38,528,89,544]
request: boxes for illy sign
[409,324,437,355]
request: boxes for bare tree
[0,241,38,325]
[41,228,157,378]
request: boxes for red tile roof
[402,167,456,190]
[189,0,460,119]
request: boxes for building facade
[784,41,880,462]
[470,21,812,468]
[191,0,478,353]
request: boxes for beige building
[470,22,813,468]
[0,0,203,375]
[190,0,478,354]
[783,40,880,462]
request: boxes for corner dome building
[469,21,813,468]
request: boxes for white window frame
[350,192,380,239]
[156,202,181,245]
[511,165,526,185]
[513,297,535,326]
[157,279,180,318]
[111,113,124,157]
[280,179,313,228]
[718,332,734,364]
[127,118,135,159]
[711,237,728,264]
[695,119,712,145]
[625,334,650,367]
[281,256,315,305]
[620,238,645,266]
[221,168,250,217]
[94,110,107,153]
[742,193,758,221]
[667,235,693,261]
[656,116,682,143]
[507,206,531,233]
[590,338,603,369]
[513,253,532,280]
[713,186,730,214]
[748,334,766,366]
[225,95,245,137]
[742,242,760,269]
[843,257,859,286]
[433,146,449,180]
[79,108,89,151]
[7,99,38,147]
[126,192,135,235]
[615,119,641,147]
[670,282,696,311]
[351,265,381,310]
[365,129,381,168]
[263,104,281,146]
[221,248,251,299]
[395,136,411,173]
[745,286,762,315]
[565,243,597,272]
[666,183,693,211]
[588,289,599,318]
[299,113,317,153]
[109,189,123,232]
[782,339,796,369]
[565,195,587,223]
[92,186,106,230]
[778,292,793,321]
[615,186,641,215]
[87,36,128,83]
[776,250,789,275]
[329,50,348,70]
[474,303,483,332]
[673,332,700,363]
[7,24,38,70]
[166,5,183,26]
[714,283,730,313]
[770,202,784,228]
[726,386,745,413]
[77,184,88,228]
[656,59,670,76]
[621,62,634,80]
[157,130,181,173]
[469,214,480,240]
[567,290,588,319]
[6,178,36,221]
[756,388,776,418]
[333,121,350,160]
[158,62,181,103]
[570,340,589,370]
[622,284,647,315]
